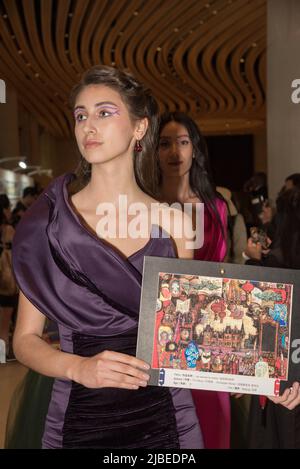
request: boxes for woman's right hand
[69,350,151,390]
[268,381,300,410]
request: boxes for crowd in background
[0,186,38,361]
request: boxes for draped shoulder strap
[12,174,142,335]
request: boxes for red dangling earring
[134,140,143,152]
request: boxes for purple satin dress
[12,173,203,449]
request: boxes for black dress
[246,247,300,448]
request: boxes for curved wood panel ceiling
[0,0,266,137]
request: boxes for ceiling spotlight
[19,161,27,169]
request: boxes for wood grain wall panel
[0,0,266,136]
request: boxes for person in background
[0,194,12,224]
[238,172,269,239]
[156,112,230,449]
[280,173,300,192]
[0,194,17,358]
[217,186,247,265]
[11,187,38,227]
[245,186,300,448]
[157,112,227,262]
[11,205,26,229]
[259,173,300,243]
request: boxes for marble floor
[0,361,27,449]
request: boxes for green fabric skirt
[5,369,54,449]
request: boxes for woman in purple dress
[11,66,202,449]
[156,112,230,449]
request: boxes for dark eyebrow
[95,101,118,108]
[74,101,119,112]
[74,105,85,112]
[159,134,190,139]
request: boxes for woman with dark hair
[156,113,230,449]
[10,66,202,449]
[157,112,227,261]
[0,194,12,223]
[0,194,17,357]
[245,187,300,448]
[281,173,300,192]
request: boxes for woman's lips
[168,161,182,166]
[84,141,102,149]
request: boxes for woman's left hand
[268,382,300,410]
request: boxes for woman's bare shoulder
[153,204,194,259]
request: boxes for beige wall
[0,83,77,180]
[267,0,300,200]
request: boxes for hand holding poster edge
[136,257,300,397]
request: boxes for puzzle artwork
[151,273,292,392]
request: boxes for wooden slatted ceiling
[0,0,266,137]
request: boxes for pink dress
[194,197,227,262]
[193,198,231,449]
